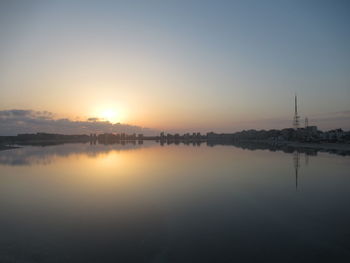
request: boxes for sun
[93,104,127,124]
[100,108,119,123]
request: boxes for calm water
[0,142,349,263]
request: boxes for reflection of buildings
[293,151,312,191]
[293,152,300,190]
[305,154,309,166]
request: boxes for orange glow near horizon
[100,108,118,123]
[91,105,127,124]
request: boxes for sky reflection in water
[0,142,349,263]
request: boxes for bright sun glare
[100,109,119,123]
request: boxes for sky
[0,0,349,134]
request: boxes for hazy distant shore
[281,141,350,151]
[1,139,350,156]
[0,145,19,151]
[1,131,350,156]
[230,139,350,156]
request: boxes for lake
[0,141,349,263]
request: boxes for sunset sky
[1,0,349,134]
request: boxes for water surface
[0,142,349,262]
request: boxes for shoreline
[0,145,20,151]
[281,141,350,151]
[1,139,350,156]
[231,139,350,155]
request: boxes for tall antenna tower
[293,94,300,129]
[305,117,309,128]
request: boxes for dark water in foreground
[0,142,349,263]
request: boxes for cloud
[87,117,101,122]
[0,109,159,136]
[0,109,53,118]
